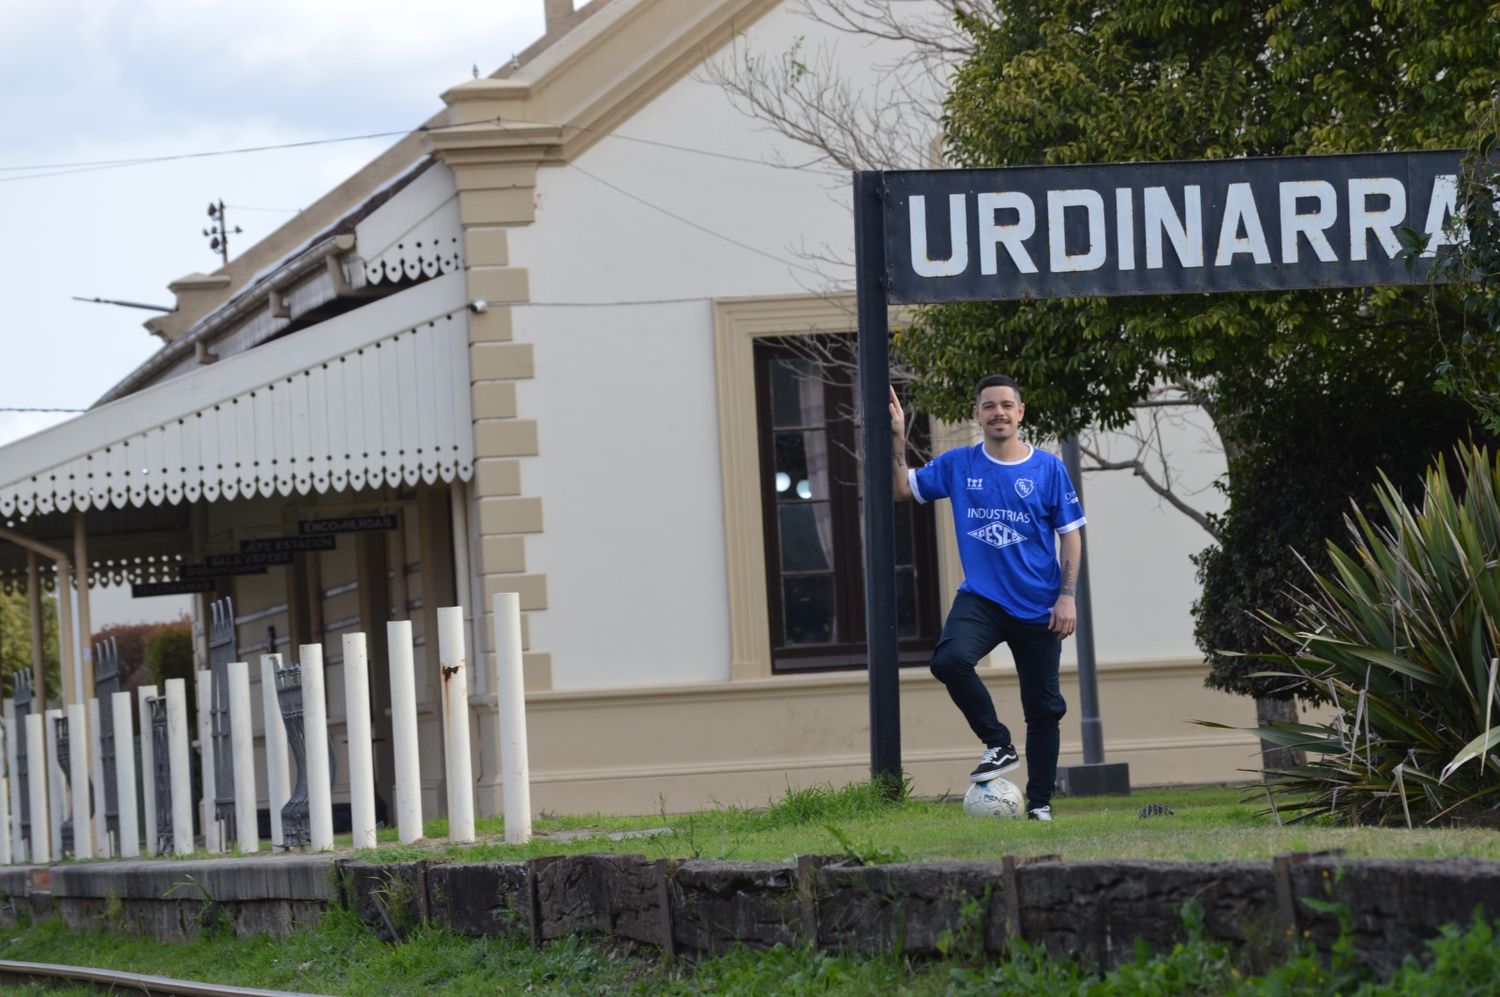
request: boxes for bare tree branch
[1077,438,1222,540]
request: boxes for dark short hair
[974,374,1022,404]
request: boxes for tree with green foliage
[145,622,196,722]
[1434,103,1500,427]
[893,0,1500,763]
[93,616,191,696]
[0,589,60,702]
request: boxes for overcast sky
[0,0,549,622]
[0,0,548,447]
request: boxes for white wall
[510,1,1228,689]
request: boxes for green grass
[73,781,1500,869]
[10,782,1500,994]
[355,782,1500,866]
[0,909,958,995]
[3,904,1499,995]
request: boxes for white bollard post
[195,669,220,853]
[137,684,158,855]
[45,709,64,860]
[112,692,139,858]
[386,621,423,844]
[260,655,290,849]
[0,722,10,865]
[300,644,334,852]
[166,679,193,856]
[66,703,93,860]
[3,699,19,862]
[343,633,377,851]
[438,606,475,844]
[491,593,533,845]
[227,662,258,854]
[25,714,48,864]
[88,699,108,858]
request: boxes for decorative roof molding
[428,0,779,168]
[0,273,474,519]
[355,162,465,285]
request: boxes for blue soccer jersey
[909,443,1086,622]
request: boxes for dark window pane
[783,575,836,644]
[774,430,827,501]
[894,500,915,567]
[896,569,918,638]
[770,359,824,429]
[780,503,833,572]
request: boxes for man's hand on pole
[890,386,912,501]
[889,386,906,442]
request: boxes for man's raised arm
[890,386,913,502]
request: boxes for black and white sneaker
[1027,805,1053,822]
[969,744,1020,782]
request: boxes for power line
[225,203,301,214]
[542,117,829,173]
[0,130,407,181]
[565,161,827,279]
[0,120,499,184]
[0,407,85,413]
[0,117,832,185]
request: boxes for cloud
[0,1,546,156]
[0,2,545,445]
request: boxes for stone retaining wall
[1,852,1496,978]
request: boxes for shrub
[1245,444,1500,826]
[145,622,196,724]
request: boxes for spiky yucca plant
[1225,445,1500,826]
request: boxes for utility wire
[0,116,832,184]
[225,203,301,214]
[564,161,827,279]
[0,128,414,174]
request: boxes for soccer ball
[963,777,1025,818]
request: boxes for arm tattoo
[893,451,907,469]
[1059,557,1078,597]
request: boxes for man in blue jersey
[890,374,1084,822]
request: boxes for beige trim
[474,458,523,496]
[476,656,1256,815]
[470,342,535,380]
[474,420,539,458]
[433,0,780,166]
[445,105,549,695]
[477,497,543,535]
[715,294,892,680]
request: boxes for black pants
[930,590,1068,808]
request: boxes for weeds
[823,823,909,865]
[163,873,228,939]
[935,891,989,964]
[4,901,1500,994]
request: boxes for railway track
[0,958,331,996]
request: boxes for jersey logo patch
[1015,478,1035,498]
[967,521,1027,550]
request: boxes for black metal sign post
[854,171,901,789]
[854,150,1464,793]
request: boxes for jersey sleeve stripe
[908,468,928,504]
[1057,516,1087,534]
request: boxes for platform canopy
[0,269,474,522]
